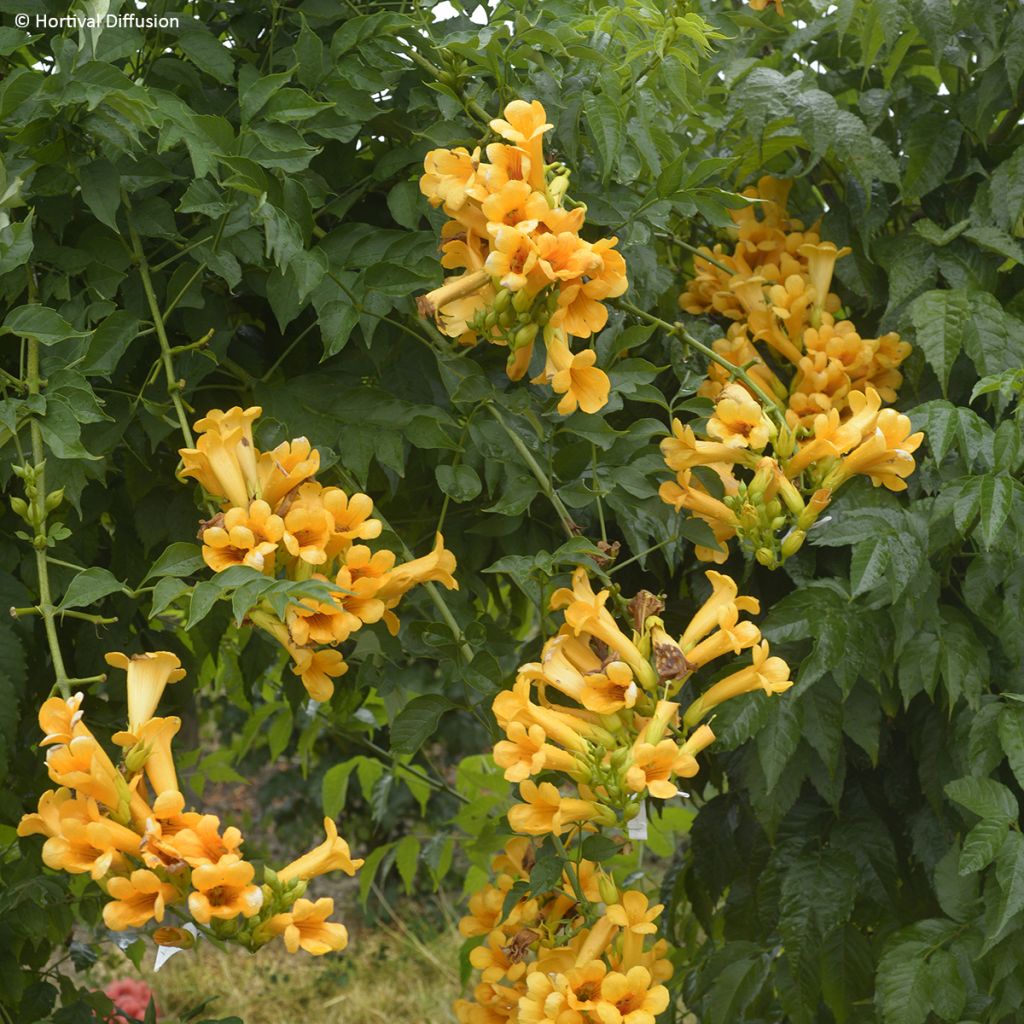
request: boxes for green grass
[91,911,464,1023]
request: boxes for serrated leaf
[584,91,625,182]
[976,475,1014,548]
[998,706,1024,789]
[990,830,1024,940]
[910,290,969,395]
[850,536,889,596]
[902,114,962,199]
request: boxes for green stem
[315,710,469,804]
[126,209,195,447]
[591,444,607,544]
[11,606,117,625]
[26,338,71,698]
[551,832,592,915]
[487,404,577,540]
[607,534,681,576]
[616,299,785,422]
[399,43,491,127]
[674,238,735,276]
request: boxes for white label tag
[153,923,199,972]
[628,801,648,841]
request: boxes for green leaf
[267,705,293,760]
[976,475,1014,548]
[584,90,625,182]
[390,694,455,754]
[528,854,564,897]
[322,760,359,819]
[78,159,121,231]
[902,114,962,199]
[909,290,969,395]
[80,311,140,376]
[1,305,88,346]
[394,835,420,895]
[186,580,222,629]
[756,698,803,790]
[990,831,1024,939]
[875,939,931,1024]
[998,706,1024,789]
[962,292,1024,378]
[849,536,889,596]
[59,567,127,609]
[177,29,235,86]
[435,464,482,502]
[945,776,1018,821]
[144,543,204,581]
[149,577,188,618]
[960,816,1011,874]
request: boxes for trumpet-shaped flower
[507,781,610,836]
[171,814,243,867]
[188,854,262,924]
[625,741,698,799]
[489,99,552,191]
[550,569,656,687]
[707,384,772,450]
[257,437,320,510]
[104,651,186,735]
[289,646,348,703]
[684,641,793,727]
[103,869,178,931]
[201,501,285,573]
[277,817,364,883]
[267,897,349,955]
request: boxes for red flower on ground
[104,979,160,1023]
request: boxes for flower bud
[512,288,533,313]
[781,529,806,559]
[123,740,151,775]
[755,547,776,568]
[597,873,619,906]
[492,289,511,313]
[44,489,65,512]
[153,926,195,949]
[9,497,28,521]
[513,323,539,350]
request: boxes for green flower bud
[44,488,64,512]
[513,323,539,350]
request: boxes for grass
[90,908,465,1023]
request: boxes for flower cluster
[495,568,792,832]
[179,406,458,701]
[17,652,362,957]
[680,177,911,423]
[417,99,627,416]
[455,839,671,1024]
[664,178,923,566]
[456,569,792,1021]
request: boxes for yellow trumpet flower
[104,651,186,735]
[103,869,178,931]
[277,817,364,883]
[267,897,349,955]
